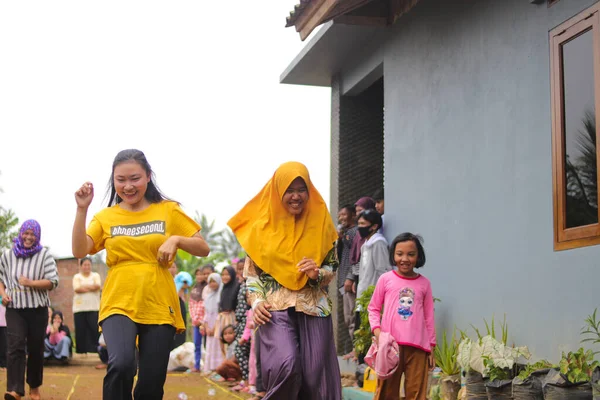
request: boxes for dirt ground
[0,354,251,400]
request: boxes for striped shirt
[0,248,59,309]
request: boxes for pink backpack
[364,331,400,380]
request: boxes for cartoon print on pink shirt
[397,287,415,320]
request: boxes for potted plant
[543,348,598,399]
[435,330,461,400]
[512,360,554,400]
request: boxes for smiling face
[20,229,37,249]
[393,240,419,277]
[221,268,232,285]
[282,177,309,216]
[53,314,63,325]
[208,279,219,291]
[113,160,150,208]
[338,208,355,229]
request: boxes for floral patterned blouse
[245,247,339,317]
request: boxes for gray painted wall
[344,0,600,360]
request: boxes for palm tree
[217,228,244,260]
[193,212,223,249]
[565,110,598,228]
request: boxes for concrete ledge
[343,387,374,400]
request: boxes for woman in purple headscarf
[0,220,59,400]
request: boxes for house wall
[338,0,600,360]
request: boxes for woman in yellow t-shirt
[71,149,210,400]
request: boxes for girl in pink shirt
[43,311,72,363]
[368,233,436,400]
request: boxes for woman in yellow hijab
[228,161,342,400]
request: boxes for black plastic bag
[466,370,488,400]
[511,368,550,400]
[542,368,593,400]
[355,363,367,388]
[484,379,512,400]
[592,366,599,400]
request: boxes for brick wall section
[49,258,107,331]
[331,76,385,355]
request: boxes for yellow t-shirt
[86,201,200,332]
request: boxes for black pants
[74,311,99,354]
[0,326,7,368]
[101,315,175,400]
[6,307,47,396]
[171,298,187,351]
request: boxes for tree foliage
[174,212,245,275]
[0,206,19,252]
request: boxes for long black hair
[105,149,174,206]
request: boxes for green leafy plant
[581,308,600,356]
[435,329,460,376]
[559,348,599,383]
[353,285,376,356]
[483,356,511,381]
[517,359,555,380]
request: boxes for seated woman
[44,310,72,363]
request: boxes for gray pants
[101,315,175,400]
[343,291,356,342]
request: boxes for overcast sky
[0,1,330,258]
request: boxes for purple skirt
[259,308,342,400]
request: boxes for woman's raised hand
[75,182,94,209]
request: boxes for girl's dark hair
[51,310,64,324]
[106,149,174,206]
[220,324,236,344]
[79,257,92,266]
[357,209,383,231]
[389,232,426,268]
[201,263,215,272]
[340,204,356,215]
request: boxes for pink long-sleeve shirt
[46,326,67,346]
[368,271,436,353]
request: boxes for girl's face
[223,328,235,344]
[195,270,204,283]
[21,229,37,249]
[201,268,212,282]
[394,240,419,276]
[236,262,244,280]
[221,269,232,285]
[53,314,62,325]
[209,279,219,291]
[355,205,365,215]
[80,259,92,275]
[282,177,308,216]
[113,160,150,207]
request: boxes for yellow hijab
[228,161,338,291]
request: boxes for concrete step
[342,387,374,400]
